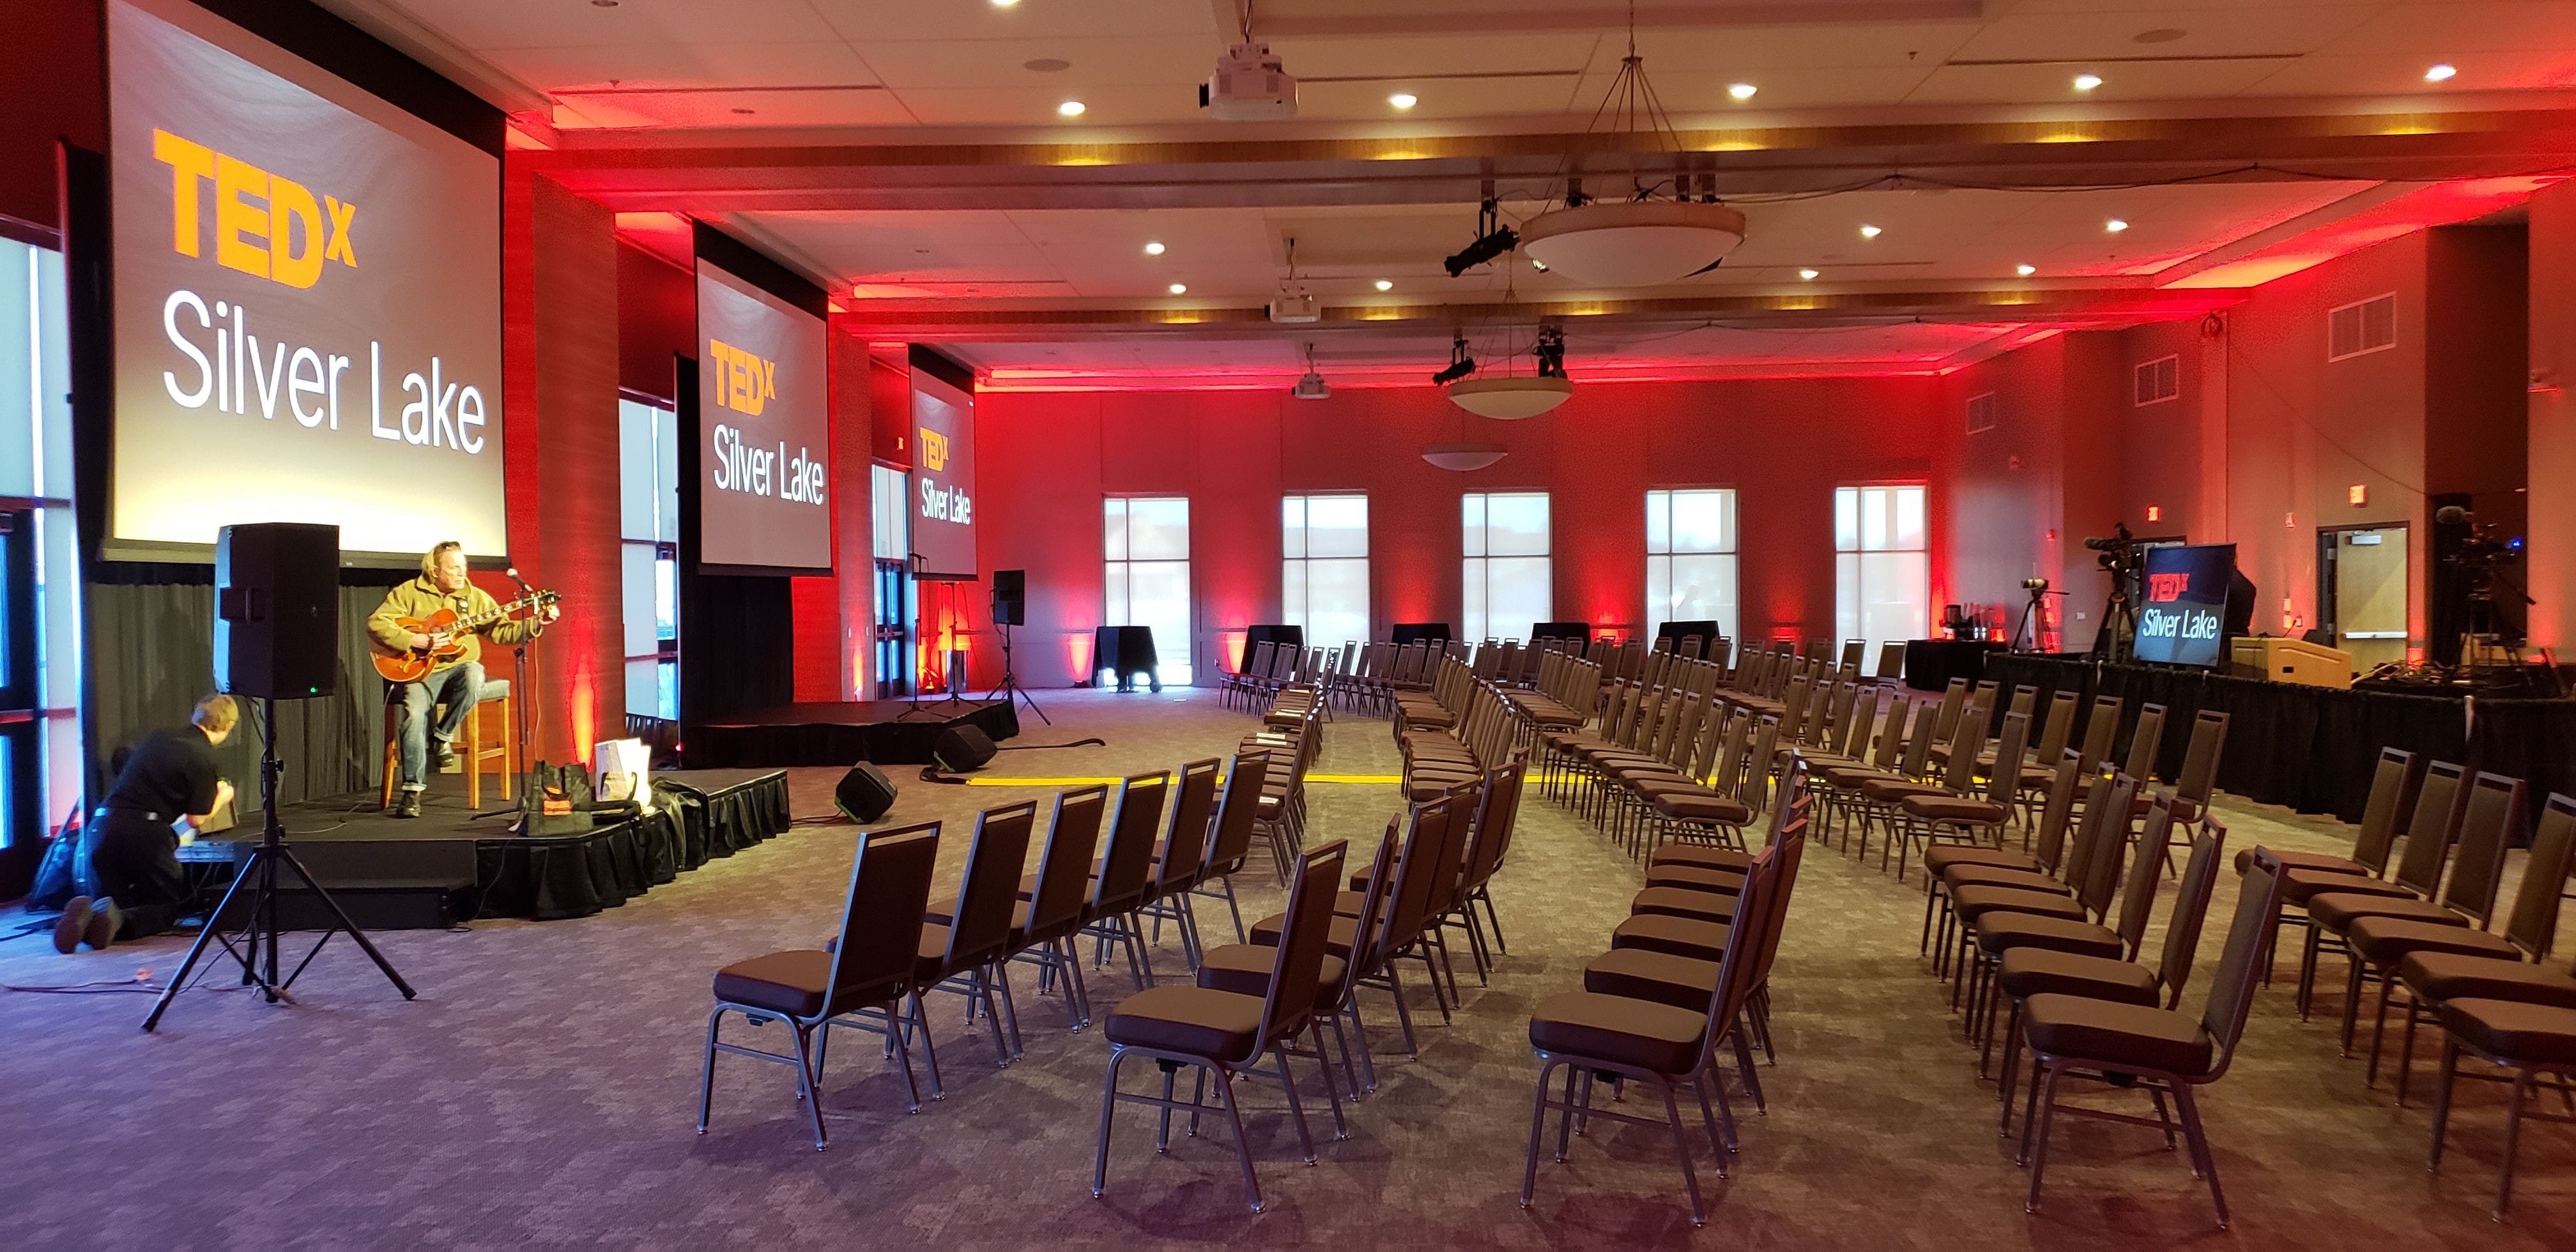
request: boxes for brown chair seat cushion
[1818,764,1896,790]
[1583,948,1721,1014]
[2348,916,2511,966]
[1648,843,1752,873]
[1197,943,1348,1009]
[2400,953,2576,1009]
[2439,998,2576,1067]
[1105,986,1268,1057]
[1977,913,2121,959]
[714,949,895,1019]
[1648,793,1754,823]
[2021,993,2215,1076]
[1861,777,1950,803]
[2239,848,2370,877]
[1925,846,2039,876]
[1610,913,1733,963]
[1643,863,1746,893]
[1528,990,1708,1074]
[2283,869,2413,906]
[1995,948,2159,1005]
[1246,911,1363,960]
[924,900,1032,933]
[1630,885,1745,926]
[1949,883,2089,924]
[1942,864,2069,896]
[1608,761,1689,782]
[1901,795,2009,824]
[2310,892,2460,934]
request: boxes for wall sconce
[2532,367,2560,395]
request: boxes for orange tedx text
[918,427,950,472]
[153,128,355,289]
[708,339,778,416]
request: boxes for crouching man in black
[56,694,237,953]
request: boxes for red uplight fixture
[2349,484,2368,507]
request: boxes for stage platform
[689,698,1020,767]
[180,769,792,929]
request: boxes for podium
[2230,636,2354,689]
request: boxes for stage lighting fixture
[1445,198,1520,277]
[1430,335,1477,386]
[1533,326,1566,378]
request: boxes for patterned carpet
[2,687,2571,1248]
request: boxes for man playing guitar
[366,541,560,817]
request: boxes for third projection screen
[696,259,829,570]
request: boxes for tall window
[870,463,910,698]
[0,237,79,850]
[1462,491,1551,642]
[1835,484,1929,652]
[1282,494,1368,650]
[1646,489,1738,643]
[1105,496,1193,685]
[617,397,679,720]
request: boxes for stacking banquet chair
[700,821,941,1150]
[1922,752,2085,959]
[1636,760,1806,905]
[1093,839,1349,1214]
[2430,993,2576,1221]
[2304,767,2511,1055]
[2291,759,2464,1017]
[1942,777,2147,998]
[1223,641,1275,711]
[1607,785,1809,989]
[1137,758,1224,971]
[1005,784,1109,1030]
[1075,772,1172,992]
[2390,792,2576,1106]
[1252,790,1469,1069]
[2246,747,2421,985]
[2014,847,2292,1229]
[903,801,1040,1087]
[1602,802,1808,1082]
[1186,751,1271,943]
[1521,846,1784,1226]
[1889,710,2031,883]
[1202,826,1394,1099]
[1439,757,1528,984]
[1989,818,2228,1111]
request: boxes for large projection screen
[910,370,977,579]
[694,260,831,571]
[107,0,505,560]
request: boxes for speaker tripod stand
[981,619,1051,726]
[142,697,416,1031]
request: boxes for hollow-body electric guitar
[372,590,560,683]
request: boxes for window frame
[1644,487,1740,644]
[1281,492,1370,651]
[1460,490,1552,643]
[1833,482,1931,655]
[1103,495,1194,684]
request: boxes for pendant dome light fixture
[1447,326,1572,419]
[1422,333,1510,471]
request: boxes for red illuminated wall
[0,0,103,234]
[973,377,1941,687]
[2532,182,2576,650]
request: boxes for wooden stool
[380,679,516,810]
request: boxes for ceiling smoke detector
[1200,42,1297,120]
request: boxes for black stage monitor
[215,521,341,699]
[2135,544,2238,668]
[992,569,1025,626]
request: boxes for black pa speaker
[992,569,1025,627]
[215,523,341,699]
[834,762,898,823]
[933,724,997,772]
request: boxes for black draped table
[1982,655,2576,824]
[1091,625,1162,691]
[1905,639,2005,692]
[471,769,793,921]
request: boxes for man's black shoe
[394,791,424,818]
[53,896,92,954]
[84,897,119,951]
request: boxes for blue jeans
[397,661,484,791]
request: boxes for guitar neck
[450,593,549,633]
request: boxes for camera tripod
[981,619,1051,726]
[2010,583,2069,652]
[142,696,416,1031]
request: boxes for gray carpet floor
[2,687,2571,1248]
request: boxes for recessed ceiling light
[1388,92,1418,110]
[990,0,1020,7]
[1168,282,1187,294]
[1728,82,1757,101]
[1374,279,1393,291]
[1859,224,1882,239]
[2073,73,2103,92]
[2016,264,2037,277]
[1057,100,1086,117]
[2426,63,2458,82]
[2105,218,2129,233]
[1143,241,1165,256]
[1798,268,1818,280]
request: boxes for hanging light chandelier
[1447,326,1572,419]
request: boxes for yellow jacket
[366,577,542,673]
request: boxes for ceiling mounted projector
[1519,201,1749,287]
[1420,442,1508,472]
[1447,375,1572,420]
[1291,370,1330,400]
[1268,291,1319,323]
[1200,42,1296,120]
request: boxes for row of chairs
[698,751,1275,1149]
[1521,764,1812,1223]
[2257,746,2576,1218]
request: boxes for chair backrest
[2075,694,2122,774]
[2172,710,2230,806]
[2122,703,2167,782]
[1243,639,1275,679]
[2349,747,2421,876]
[1897,699,1941,778]
[2031,691,2080,764]
[1252,839,1348,1053]
[1768,757,1811,844]
[820,821,943,1016]
[1740,716,1782,811]
[1871,699,1912,770]
[1931,678,1969,742]
[2201,848,2295,1076]
[939,800,1040,970]
[1376,793,1463,957]
[2006,683,2036,722]
[1089,771,1170,915]
[1202,751,1269,876]
[1935,703,1989,794]
[2110,795,2180,959]
[1744,818,1808,992]
[2153,819,2230,1005]
[1154,758,1223,891]
[2390,760,2469,898]
[1464,754,1530,888]
[1836,688,1882,760]
[1873,640,1905,680]
[2438,771,2524,928]
[1692,847,1780,1063]
[2067,773,2136,919]
[1981,712,2032,805]
[1023,785,1108,942]
[2504,793,2576,960]
[2029,751,2083,874]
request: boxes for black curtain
[679,572,794,726]
[88,570,402,817]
